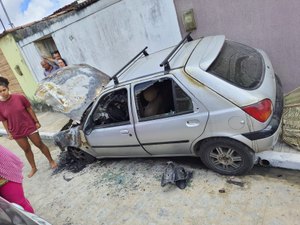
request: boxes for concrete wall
[0,33,38,99]
[17,0,181,81]
[174,0,300,93]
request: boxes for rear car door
[132,76,209,156]
[84,86,149,157]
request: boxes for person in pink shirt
[0,144,34,213]
[0,76,57,178]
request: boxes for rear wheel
[67,147,96,164]
[199,138,254,175]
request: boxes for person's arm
[2,120,12,139]
[42,57,59,68]
[26,106,41,129]
[43,56,56,64]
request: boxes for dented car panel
[53,126,82,150]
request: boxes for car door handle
[186,119,200,127]
[120,130,129,135]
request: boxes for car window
[134,78,193,120]
[207,40,263,89]
[91,88,129,127]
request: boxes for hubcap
[209,147,242,170]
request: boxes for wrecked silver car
[38,33,283,176]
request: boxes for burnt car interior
[137,79,175,118]
[135,78,193,121]
[91,89,129,126]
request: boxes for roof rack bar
[159,32,193,73]
[111,47,149,85]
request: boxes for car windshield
[207,40,263,89]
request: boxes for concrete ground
[1,112,300,224]
[1,135,299,225]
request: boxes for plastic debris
[161,162,192,189]
[226,178,244,187]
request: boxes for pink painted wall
[174,0,300,93]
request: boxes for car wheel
[199,138,254,175]
[67,147,96,164]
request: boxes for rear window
[207,40,263,89]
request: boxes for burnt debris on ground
[52,151,94,175]
[51,154,202,178]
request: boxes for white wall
[18,0,181,81]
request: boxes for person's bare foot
[28,168,38,178]
[50,160,58,169]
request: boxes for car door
[84,87,149,157]
[132,76,209,156]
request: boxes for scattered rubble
[226,177,245,187]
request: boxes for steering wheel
[106,100,129,122]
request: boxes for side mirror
[83,120,93,135]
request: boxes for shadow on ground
[52,150,206,176]
[52,149,300,187]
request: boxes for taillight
[242,99,273,122]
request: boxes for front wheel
[199,138,255,176]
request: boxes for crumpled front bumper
[53,126,82,151]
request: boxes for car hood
[35,64,110,122]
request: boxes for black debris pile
[161,161,193,189]
[52,151,89,175]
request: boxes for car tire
[199,138,255,176]
[67,147,96,164]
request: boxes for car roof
[106,38,201,88]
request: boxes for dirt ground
[1,136,300,225]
